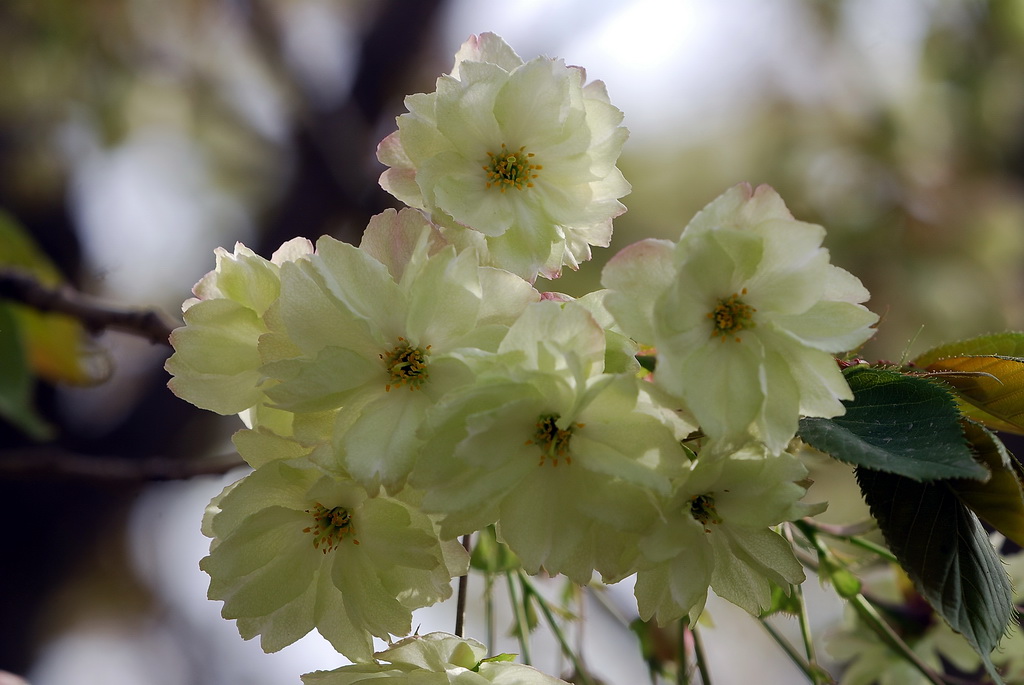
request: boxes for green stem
[849,594,946,685]
[691,625,712,685]
[800,518,897,563]
[760,619,820,682]
[517,571,594,685]
[505,570,532,665]
[794,521,946,685]
[485,572,495,653]
[794,583,818,668]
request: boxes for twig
[455,534,472,637]
[0,447,245,481]
[0,270,179,345]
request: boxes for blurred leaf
[950,420,1024,547]
[799,366,986,481]
[0,210,109,385]
[0,303,54,440]
[913,332,1024,367]
[470,525,521,573]
[759,582,802,616]
[856,467,1014,681]
[919,355,1024,435]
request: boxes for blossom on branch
[629,444,818,625]
[201,435,468,662]
[165,238,311,420]
[602,183,878,452]
[377,33,630,282]
[412,300,692,584]
[260,208,538,493]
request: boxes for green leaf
[798,366,986,481]
[856,467,1014,681]
[949,421,1024,547]
[0,303,54,440]
[920,355,1024,435]
[759,582,802,617]
[912,332,1024,367]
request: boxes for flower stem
[517,571,594,685]
[849,594,947,685]
[505,570,532,665]
[759,618,821,682]
[691,625,712,685]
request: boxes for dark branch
[0,270,179,345]
[0,446,246,482]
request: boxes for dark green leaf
[799,366,985,481]
[950,421,1024,547]
[856,467,1014,679]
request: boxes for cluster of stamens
[707,288,756,342]
[484,143,541,192]
[303,502,359,554]
[525,413,583,466]
[689,494,723,533]
[380,337,430,391]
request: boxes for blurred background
[2,0,1024,683]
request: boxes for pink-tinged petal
[451,32,524,77]
[601,238,677,346]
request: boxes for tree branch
[0,270,179,345]
[0,446,245,482]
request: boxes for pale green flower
[201,434,468,662]
[302,632,569,685]
[165,238,311,419]
[260,208,537,493]
[412,300,689,584]
[602,183,878,452]
[631,444,815,625]
[377,32,630,282]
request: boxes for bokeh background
[3,0,1024,683]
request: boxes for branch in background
[0,446,246,482]
[0,270,179,345]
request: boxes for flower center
[303,502,359,553]
[707,289,756,342]
[526,413,582,466]
[689,494,723,533]
[381,337,430,391]
[484,143,541,192]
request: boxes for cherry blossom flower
[378,33,630,282]
[201,435,467,662]
[602,183,878,452]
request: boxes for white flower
[260,208,537,493]
[377,33,630,282]
[302,632,570,685]
[412,300,689,584]
[165,238,311,418]
[631,444,816,625]
[602,183,878,452]
[200,436,468,662]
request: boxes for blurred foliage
[555,0,1024,365]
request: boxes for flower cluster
[167,33,879,681]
